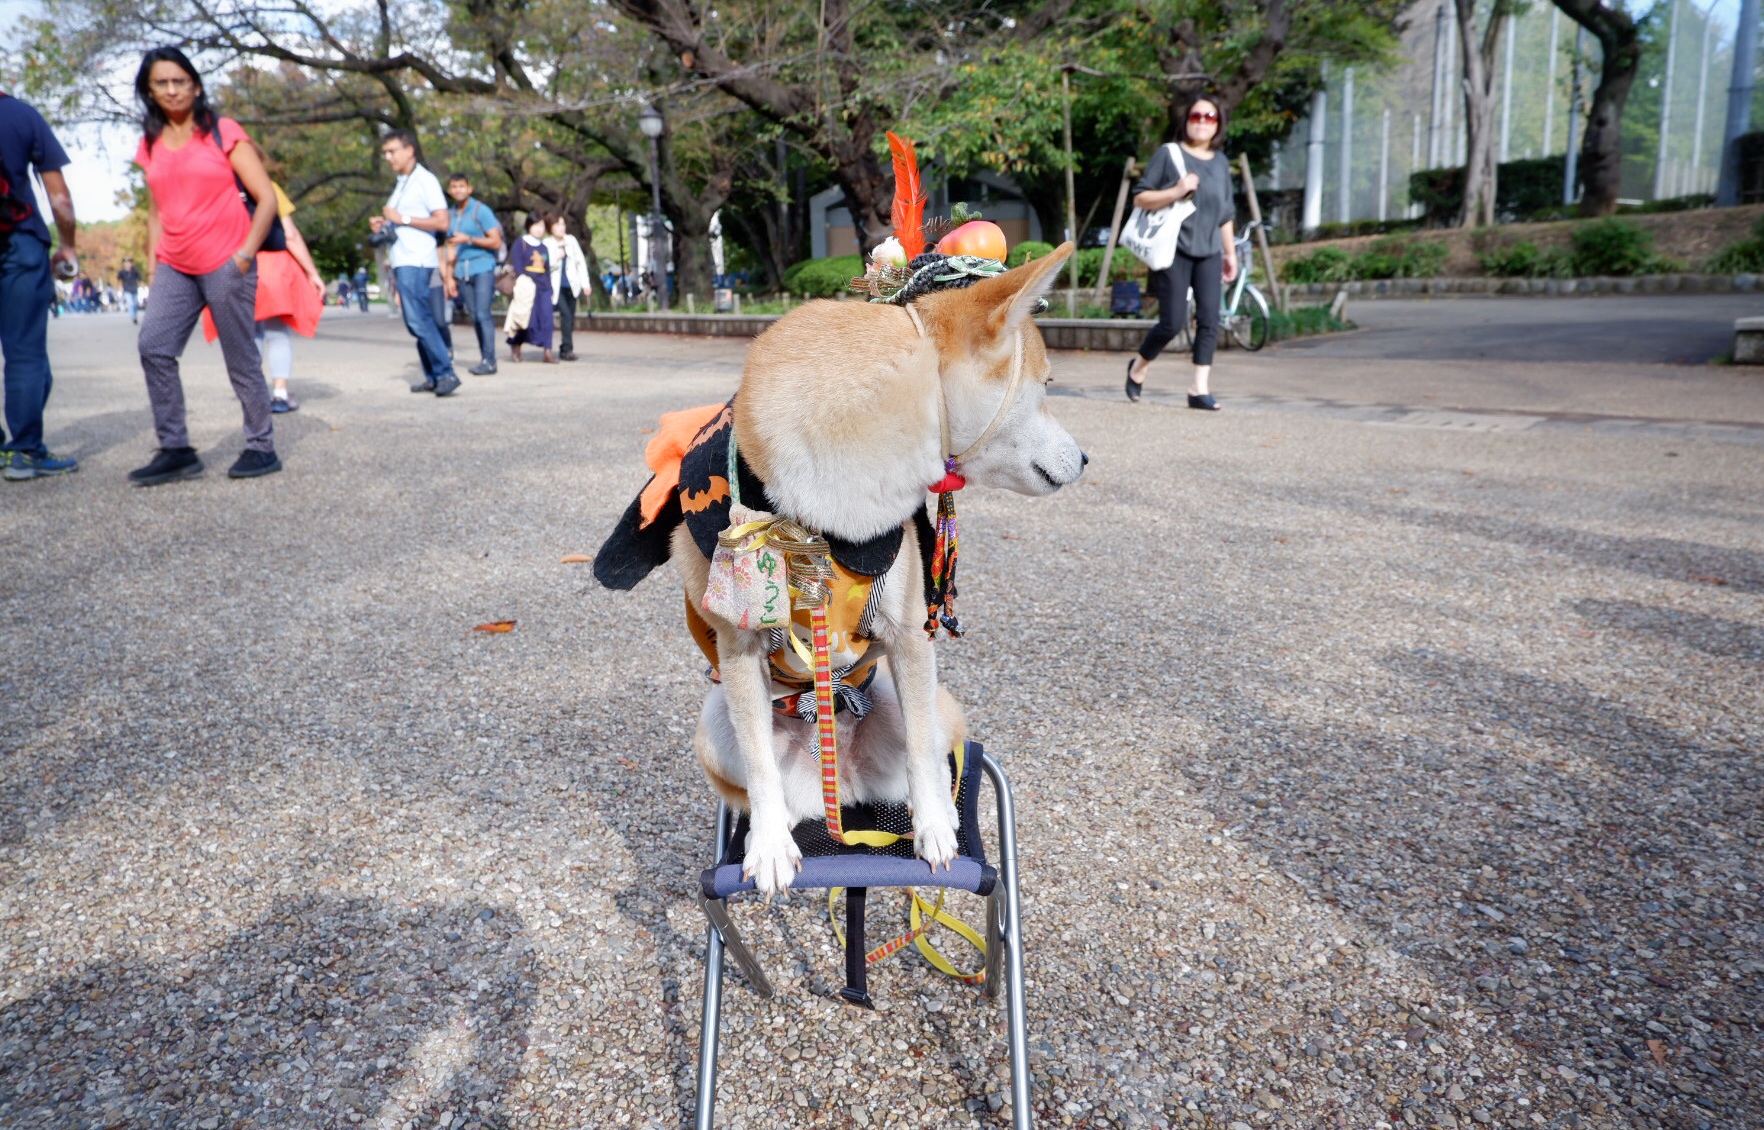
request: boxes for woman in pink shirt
[129,46,283,485]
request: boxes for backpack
[211,125,287,252]
[0,94,39,238]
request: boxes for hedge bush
[1282,237,1447,283]
[1007,241,1056,267]
[1475,219,1681,278]
[1409,157,1568,225]
[1477,240,1575,278]
[780,254,865,298]
[1569,218,1670,276]
[1704,215,1764,273]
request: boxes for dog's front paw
[913,801,960,872]
[742,822,803,898]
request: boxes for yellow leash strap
[827,886,989,984]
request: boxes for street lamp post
[638,103,668,310]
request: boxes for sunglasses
[1188,110,1220,124]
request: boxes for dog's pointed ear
[972,241,1075,340]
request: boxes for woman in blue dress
[504,213,556,363]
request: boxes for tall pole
[1656,0,1682,199]
[1565,25,1586,204]
[649,134,668,311]
[1692,1,1716,192]
[1430,3,1448,167]
[1411,112,1423,217]
[1544,8,1560,155]
[1500,11,1516,162]
[1303,87,1328,233]
[1379,106,1392,222]
[1062,68,1079,293]
[1718,0,1762,205]
[1340,68,1355,223]
[1442,13,1458,164]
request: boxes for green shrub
[1409,158,1569,226]
[1568,218,1656,276]
[1267,304,1353,341]
[780,254,866,298]
[1007,241,1056,268]
[1371,237,1448,278]
[1703,213,1764,273]
[1281,238,1444,283]
[1282,246,1354,284]
[1477,240,1577,278]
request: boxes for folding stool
[693,740,1032,1129]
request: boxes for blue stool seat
[699,741,997,898]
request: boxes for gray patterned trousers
[138,260,275,454]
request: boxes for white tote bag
[1119,144,1196,273]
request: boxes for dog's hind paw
[913,810,960,872]
[742,825,803,898]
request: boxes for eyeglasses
[1188,110,1219,124]
[149,78,194,91]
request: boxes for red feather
[887,131,926,260]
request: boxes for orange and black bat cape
[593,398,933,594]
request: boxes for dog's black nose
[1080,451,1089,467]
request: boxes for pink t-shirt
[134,117,252,276]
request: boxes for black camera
[366,226,399,250]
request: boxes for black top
[0,95,69,247]
[1134,143,1234,259]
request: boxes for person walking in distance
[1125,94,1237,411]
[199,142,324,414]
[442,172,502,375]
[0,90,80,482]
[118,257,142,323]
[353,265,369,312]
[129,47,283,485]
[502,213,555,364]
[545,213,590,362]
[370,130,458,396]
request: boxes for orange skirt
[201,250,323,342]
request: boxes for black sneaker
[227,450,282,479]
[129,447,204,486]
[469,361,498,376]
[411,380,437,393]
[433,373,462,397]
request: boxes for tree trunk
[1553,0,1642,217]
[1454,1,1508,228]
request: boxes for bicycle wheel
[1229,285,1271,352]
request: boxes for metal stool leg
[694,803,733,1130]
[982,753,1034,1130]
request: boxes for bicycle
[1182,220,1273,352]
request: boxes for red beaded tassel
[924,462,963,639]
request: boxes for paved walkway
[3,308,1760,1130]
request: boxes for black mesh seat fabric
[700,740,997,899]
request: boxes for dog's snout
[1080,451,1089,468]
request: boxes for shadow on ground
[1180,644,1760,1130]
[0,895,535,1128]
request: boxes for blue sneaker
[3,450,79,481]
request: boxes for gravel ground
[2,310,1760,1129]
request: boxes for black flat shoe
[1187,393,1220,411]
[1125,359,1142,403]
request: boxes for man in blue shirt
[442,172,503,375]
[0,92,78,482]
[353,266,369,312]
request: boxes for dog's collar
[903,304,1025,493]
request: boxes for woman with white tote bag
[1123,95,1238,410]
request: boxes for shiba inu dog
[595,242,1085,896]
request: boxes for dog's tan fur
[678,244,1082,895]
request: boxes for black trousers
[557,284,577,355]
[1138,250,1222,366]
